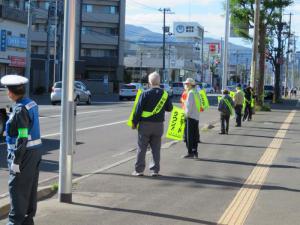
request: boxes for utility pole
[159,8,173,83]
[45,4,52,93]
[201,29,205,82]
[59,0,76,203]
[285,13,292,97]
[25,0,32,97]
[250,0,260,93]
[222,0,230,90]
[53,0,58,84]
[139,52,143,78]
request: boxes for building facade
[0,0,27,78]
[30,0,125,94]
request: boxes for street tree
[230,0,293,106]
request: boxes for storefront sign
[9,56,26,68]
[1,30,6,52]
[7,36,27,49]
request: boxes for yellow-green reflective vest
[141,91,168,118]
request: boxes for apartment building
[30,0,125,94]
[0,0,27,78]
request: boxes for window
[98,6,118,14]
[6,31,12,36]
[186,26,194,33]
[81,48,91,57]
[31,46,38,54]
[83,4,93,13]
[20,33,26,38]
[110,6,118,14]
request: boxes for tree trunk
[257,22,266,107]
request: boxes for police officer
[182,78,201,159]
[131,72,173,176]
[1,75,42,225]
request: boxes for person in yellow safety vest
[131,72,173,177]
[234,84,244,127]
[182,78,201,159]
[218,89,234,134]
[243,86,253,121]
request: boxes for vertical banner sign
[127,89,142,127]
[166,106,186,141]
[199,89,210,110]
[1,30,6,52]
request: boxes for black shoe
[219,132,225,135]
[235,125,241,127]
[226,131,229,135]
[182,154,193,159]
[193,152,198,159]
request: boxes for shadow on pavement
[95,172,300,193]
[197,158,300,170]
[201,141,267,149]
[245,126,300,133]
[71,202,218,225]
[227,133,290,140]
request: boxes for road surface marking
[40,109,112,119]
[217,110,296,225]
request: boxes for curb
[0,185,57,219]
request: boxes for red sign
[9,56,26,68]
[208,43,220,53]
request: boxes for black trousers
[221,114,230,133]
[7,150,41,225]
[184,118,200,155]
[243,103,252,121]
[235,105,243,126]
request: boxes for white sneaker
[151,172,160,177]
[132,171,144,176]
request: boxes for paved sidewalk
[1,100,299,225]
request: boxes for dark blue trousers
[7,150,41,225]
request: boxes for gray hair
[148,72,160,86]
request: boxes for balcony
[82,12,119,24]
[0,5,27,23]
[81,33,118,46]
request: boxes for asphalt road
[0,96,219,197]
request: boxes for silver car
[51,81,92,105]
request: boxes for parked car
[172,82,184,96]
[264,85,274,99]
[51,81,92,105]
[160,83,173,96]
[119,83,143,101]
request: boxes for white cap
[1,75,28,86]
[183,78,196,85]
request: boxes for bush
[255,103,271,112]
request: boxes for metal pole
[222,0,230,90]
[139,52,142,78]
[285,13,292,96]
[250,0,260,92]
[53,0,58,84]
[163,8,166,82]
[45,5,51,92]
[201,29,204,82]
[25,0,32,97]
[59,0,76,203]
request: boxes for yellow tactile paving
[217,110,296,225]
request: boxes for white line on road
[40,109,112,119]
[0,120,127,146]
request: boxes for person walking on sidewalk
[218,89,234,134]
[234,84,244,127]
[243,86,253,121]
[182,78,201,159]
[131,72,173,176]
[1,75,42,225]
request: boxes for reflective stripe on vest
[141,91,168,118]
[223,98,234,115]
[189,89,201,112]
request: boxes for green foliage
[51,182,59,192]
[255,103,271,112]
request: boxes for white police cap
[1,75,28,86]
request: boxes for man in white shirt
[182,78,201,159]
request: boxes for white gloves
[11,163,20,173]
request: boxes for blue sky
[126,0,300,49]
